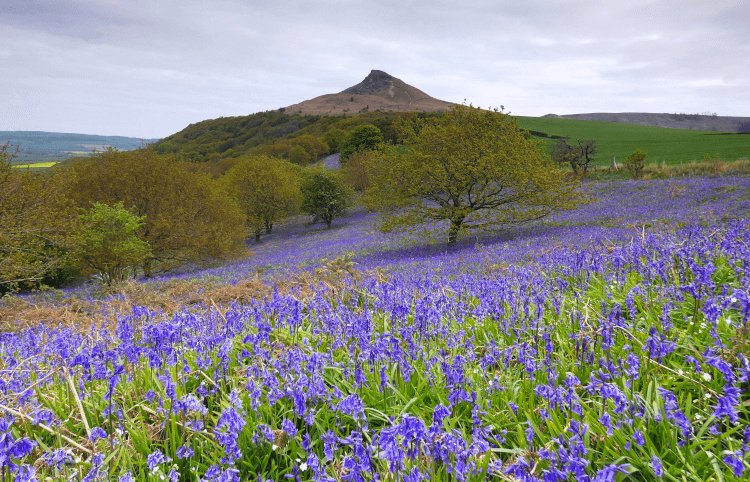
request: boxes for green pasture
[515,116,750,167]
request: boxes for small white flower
[701,373,711,382]
[272,444,279,451]
[677,369,684,376]
[730,297,738,303]
[695,414,703,420]
[300,463,309,471]
[705,393,711,399]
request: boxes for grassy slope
[515,116,750,167]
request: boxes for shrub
[624,149,647,179]
[72,202,151,286]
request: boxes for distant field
[1,131,159,165]
[515,116,750,166]
[11,162,59,169]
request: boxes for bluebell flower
[89,426,108,442]
[593,463,630,482]
[118,473,135,482]
[650,455,664,478]
[43,448,73,470]
[723,452,745,478]
[281,418,297,439]
[713,385,741,423]
[177,443,194,459]
[147,449,169,471]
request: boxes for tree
[321,128,347,154]
[65,148,246,277]
[366,105,585,247]
[342,151,374,192]
[0,142,76,295]
[72,202,151,286]
[551,138,598,175]
[300,168,353,229]
[220,155,301,242]
[288,144,310,165]
[624,149,647,179]
[340,124,383,165]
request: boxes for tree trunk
[143,258,153,278]
[254,229,262,243]
[447,217,464,248]
[264,220,273,234]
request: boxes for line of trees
[2,105,590,294]
[1,144,353,294]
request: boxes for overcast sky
[1,0,748,138]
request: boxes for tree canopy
[551,138,598,175]
[340,124,383,164]
[0,142,75,294]
[220,155,302,242]
[65,148,246,277]
[300,168,352,229]
[366,105,586,247]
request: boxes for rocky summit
[341,70,393,95]
[280,70,453,115]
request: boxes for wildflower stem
[0,403,92,454]
[65,366,91,438]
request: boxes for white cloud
[0,0,748,137]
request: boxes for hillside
[152,109,440,165]
[281,70,454,115]
[543,112,750,132]
[1,131,159,163]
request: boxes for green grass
[515,116,750,167]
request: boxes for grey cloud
[1,0,748,137]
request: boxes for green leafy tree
[65,148,246,277]
[321,128,347,154]
[340,124,383,165]
[0,142,76,295]
[73,202,151,286]
[551,138,598,175]
[342,151,374,192]
[300,168,353,229]
[366,105,585,247]
[624,148,647,179]
[288,145,310,165]
[220,155,302,242]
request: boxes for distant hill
[281,70,454,115]
[1,131,159,163]
[541,113,750,133]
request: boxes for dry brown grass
[641,157,749,179]
[0,255,388,334]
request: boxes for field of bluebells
[2,175,750,481]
